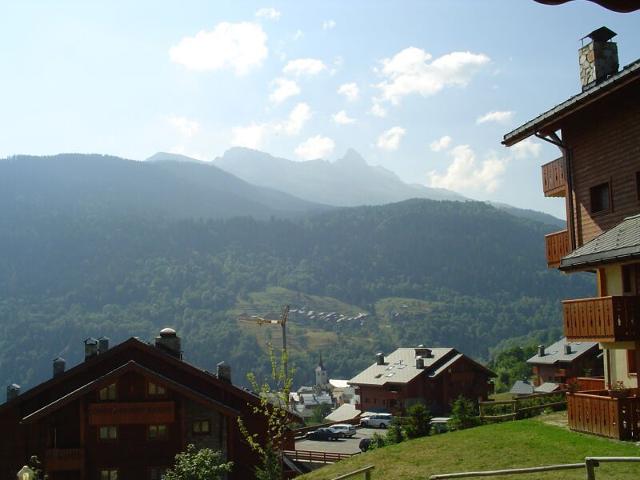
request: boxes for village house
[348,346,495,415]
[527,338,602,389]
[504,27,640,440]
[0,329,298,480]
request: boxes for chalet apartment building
[503,27,640,440]
[349,347,495,415]
[0,329,297,480]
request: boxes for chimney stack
[217,361,232,383]
[579,27,618,91]
[84,338,98,360]
[564,344,572,355]
[155,328,182,359]
[538,345,546,357]
[98,336,110,354]
[415,357,425,369]
[53,357,66,378]
[6,384,20,402]
[376,352,385,365]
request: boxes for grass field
[299,415,640,480]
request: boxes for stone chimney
[376,352,385,365]
[84,338,98,360]
[155,328,182,359]
[217,361,232,383]
[53,357,66,378]
[6,384,20,402]
[98,336,110,354]
[579,27,618,91]
[538,345,546,357]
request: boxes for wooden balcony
[545,229,571,268]
[575,377,606,391]
[45,448,84,471]
[563,296,640,342]
[541,157,566,197]
[567,390,640,440]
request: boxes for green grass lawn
[299,415,640,480]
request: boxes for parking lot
[295,427,381,455]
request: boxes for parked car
[305,427,339,441]
[327,423,357,438]
[360,413,393,429]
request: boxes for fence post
[585,458,598,480]
[365,470,372,480]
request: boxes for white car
[360,413,393,429]
[327,424,357,438]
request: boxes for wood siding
[545,230,571,269]
[567,390,640,440]
[563,86,640,247]
[541,157,567,197]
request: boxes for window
[192,419,211,435]
[590,182,611,214]
[100,470,118,480]
[147,382,166,396]
[98,383,117,401]
[148,424,168,440]
[628,350,637,375]
[149,468,165,480]
[99,426,118,440]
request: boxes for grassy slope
[300,417,640,480]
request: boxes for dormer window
[98,383,117,401]
[148,382,166,396]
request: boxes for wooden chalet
[503,27,640,440]
[348,347,495,415]
[0,329,297,480]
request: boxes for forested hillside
[0,195,592,392]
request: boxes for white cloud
[376,47,490,104]
[255,7,281,21]
[295,135,335,160]
[322,19,336,30]
[283,58,326,77]
[337,82,359,101]
[369,102,387,118]
[429,135,452,152]
[166,115,201,138]
[169,22,268,75]
[231,103,311,148]
[269,77,300,104]
[293,30,304,41]
[277,102,312,135]
[332,110,355,125]
[377,126,406,151]
[428,145,506,193]
[510,138,541,160]
[476,110,514,124]
[231,123,267,149]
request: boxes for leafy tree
[404,403,432,438]
[448,396,480,431]
[309,403,333,425]
[488,344,538,393]
[238,345,294,480]
[164,444,232,480]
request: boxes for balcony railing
[563,296,640,342]
[567,390,640,441]
[541,157,567,197]
[545,230,571,269]
[45,448,84,471]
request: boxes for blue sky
[1,1,638,217]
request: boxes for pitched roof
[21,360,239,424]
[560,214,640,270]
[527,338,599,365]
[503,59,640,146]
[510,380,534,396]
[348,347,494,387]
[534,382,562,394]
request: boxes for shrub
[404,403,432,438]
[385,419,405,444]
[448,396,480,431]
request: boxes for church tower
[315,354,328,388]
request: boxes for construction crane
[239,304,290,379]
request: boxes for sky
[0,1,638,218]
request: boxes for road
[294,427,382,455]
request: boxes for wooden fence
[479,391,566,422]
[283,449,356,464]
[331,465,374,480]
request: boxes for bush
[164,444,233,480]
[448,396,480,431]
[404,403,432,439]
[366,432,387,450]
[385,419,405,444]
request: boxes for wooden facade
[563,296,640,342]
[0,337,297,480]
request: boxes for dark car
[306,427,339,441]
